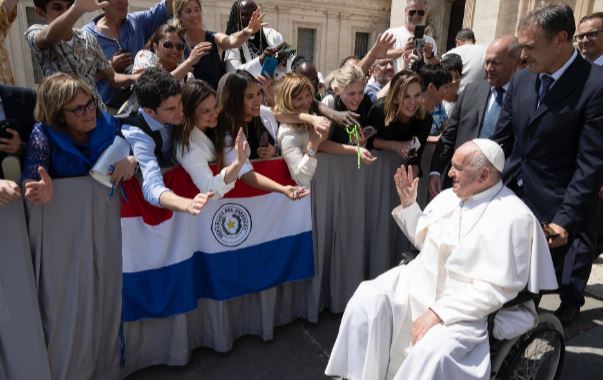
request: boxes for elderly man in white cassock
[325,139,558,380]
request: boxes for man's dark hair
[134,67,181,110]
[419,64,452,90]
[518,3,575,40]
[579,12,603,25]
[292,55,309,71]
[455,28,476,43]
[34,0,73,10]
[441,53,463,75]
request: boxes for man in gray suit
[428,36,521,197]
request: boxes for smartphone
[259,131,269,147]
[413,25,426,50]
[261,56,278,78]
[0,119,16,139]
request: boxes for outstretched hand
[244,8,267,35]
[24,166,53,205]
[369,33,396,59]
[74,0,110,13]
[394,164,418,208]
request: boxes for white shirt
[385,25,438,73]
[224,27,292,81]
[592,53,603,66]
[485,83,509,113]
[277,124,317,187]
[175,127,235,199]
[542,48,578,89]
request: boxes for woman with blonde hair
[173,0,265,89]
[173,79,247,198]
[319,64,376,165]
[275,73,328,187]
[23,72,136,204]
[367,69,431,172]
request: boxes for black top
[329,94,373,144]
[187,31,225,90]
[367,97,432,167]
[244,119,275,160]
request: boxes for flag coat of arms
[120,159,314,321]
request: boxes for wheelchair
[489,294,565,380]
[399,252,565,380]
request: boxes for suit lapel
[527,55,586,126]
[475,82,491,135]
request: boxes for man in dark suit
[0,85,36,179]
[428,36,521,197]
[492,4,603,324]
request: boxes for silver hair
[465,145,502,179]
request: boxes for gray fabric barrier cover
[27,177,122,380]
[21,152,410,378]
[0,199,51,380]
[119,150,409,377]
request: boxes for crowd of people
[1,0,602,378]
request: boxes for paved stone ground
[128,254,603,380]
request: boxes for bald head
[485,35,521,88]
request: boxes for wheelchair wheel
[496,312,565,380]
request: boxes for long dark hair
[225,0,269,64]
[173,79,216,157]
[215,70,263,168]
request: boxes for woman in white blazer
[275,73,328,187]
[173,80,247,199]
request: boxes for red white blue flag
[120,159,314,321]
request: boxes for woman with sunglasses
[214,70,305,200]
[173,79,248,198]
[22,73,136,204]
[173,0,265,90]
[120,24,199,113]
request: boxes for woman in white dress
[173,79,247,198]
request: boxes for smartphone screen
[413,25,426,39]
[260,56,278,78]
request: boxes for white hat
[472,138,505,172]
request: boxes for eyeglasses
[408,10,425,17]
[162,41,186,51]
[63,99,96,117]
[574,29,603,42]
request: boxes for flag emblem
[211,203,252,247]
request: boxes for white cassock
[325,181,558,380]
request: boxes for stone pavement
[127,254,603,380]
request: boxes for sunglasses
[574,29,603,42]
[408,10,425,17]
[162,41,186,51]
[63,99,96,118]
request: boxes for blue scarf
[43,110,118,178]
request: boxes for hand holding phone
[260,56,278,78]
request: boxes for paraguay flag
[120,159,314,322]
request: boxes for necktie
[537,74,554,108]
[479,87,505,138]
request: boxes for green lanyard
[345,124,361,169]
